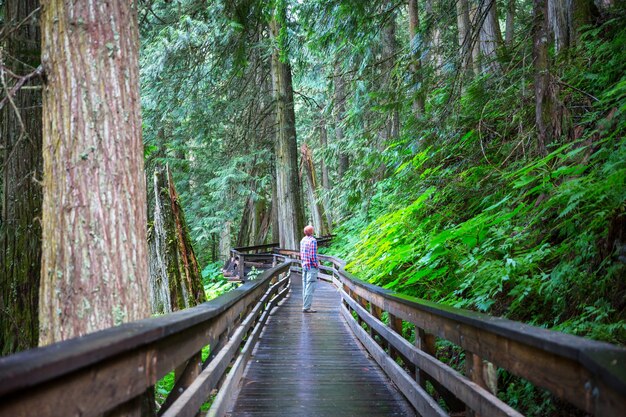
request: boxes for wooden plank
[318,272,333,282]
[207,280,289,417]
[340,304,447,417]
[230,274,414,417]
[343,291,522,417]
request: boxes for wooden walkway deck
[228,273,415,417]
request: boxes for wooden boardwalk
[228,273,415,417]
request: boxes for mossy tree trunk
[38,0,150,345]
[333,63,349,179]
[533,0,551,156]
[317,122,333,229]
[478,0,504,73]
[0,0,42,355]
[408,0,426,116]
[300,143,330,236]
[148,165,206,314]
[455,0,473,75]
[505,0,516,46]
[270,4,305,250]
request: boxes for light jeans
[302,267,319,310]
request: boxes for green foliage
[202,262,238,299]
[138,1,626,414]
[246,266,262,280]
[329,17,626,346]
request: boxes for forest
[1,0,625,415]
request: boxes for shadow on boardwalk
[228,273,415,417]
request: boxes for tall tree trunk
[469,3,482,75]
[408,0,426,115]
[478,0,503,73]
[270,5,305,250]
[300,143,330,236]
[39,0,150,345]
[548,0,570,54]
[533,0,551,156]
[383,4,400,142]
[456,0,473,73]
[219,221,231,263]
[147,165,206,314]
[317,122,333,229]
[549,0,596,54]
[505,0,516,46]
[147,169,172,315]
[424,0,444,72]
[334,63,349,179]
[270,179,279,243]
[237,197,252,247]
[0,0,42,355]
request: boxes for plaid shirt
[300,235,319,270]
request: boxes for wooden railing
[278,249,626,417]
[0,260,293,417]
[228,236,333,279]
[2,246,624,417]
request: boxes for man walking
[300,225,319,313]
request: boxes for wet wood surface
[228,273,415,417]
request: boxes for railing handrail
[310,252,626,416]
[232,235,335,255]
[341,266,625,383]
[232,242,279,253]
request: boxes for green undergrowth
[330,18,626,346]
[202,261,239,299]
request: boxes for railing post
[465,352,498,417]
[415,327,435,387]
[388,314,402,360]
[355,295,368,327]
[370,304,383,343]
[388,314,414,375]
[238,253,245,280]
[415,328,466,413]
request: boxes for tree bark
[478,0,503,73]
[456,0,473,73]
[333,63,349,179]
[147,168,172,315]
[469,3,482,75]
[317,122,333,229]
[533,0,551,156]
[549,0,596,54]
[424,0,444,71]
[39,0,150,345]
[219,221,232,264]
[408,0,426,115]
[147,165,205,314]
[270,6,305,250]
[382,3,400,142]
[505,0,516,46]
[0,0,42,355]
[270,179,280,243]
[300,143,330,236]
[548,0,570,54]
